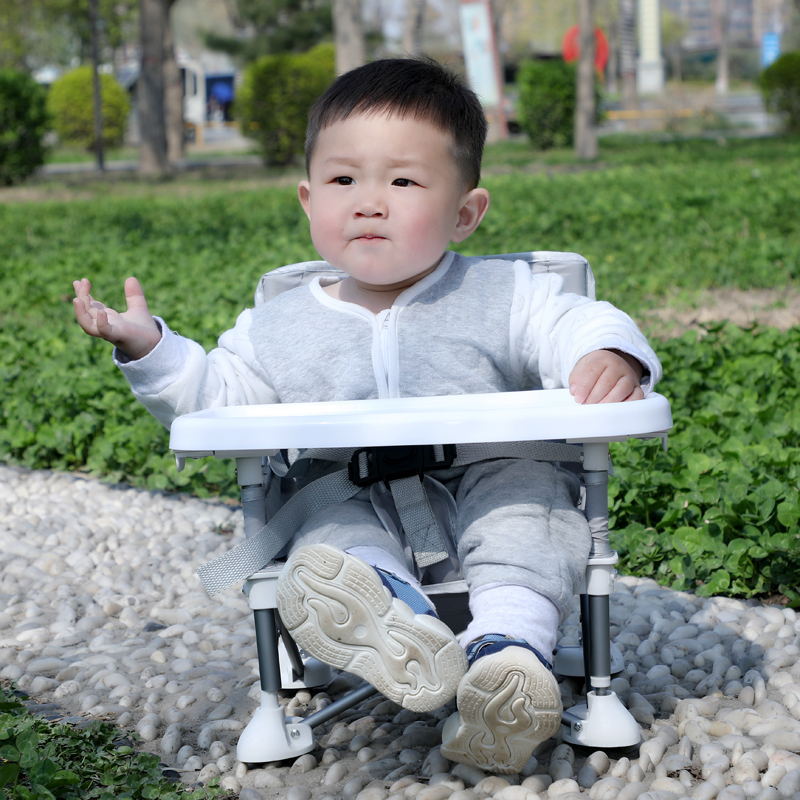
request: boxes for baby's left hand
[569,349,644,404]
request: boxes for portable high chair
[169,252,672,765]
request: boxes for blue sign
[761,33,780,68]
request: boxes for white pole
[637,0,664,94]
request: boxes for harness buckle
[347,445,456,488]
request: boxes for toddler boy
[74,57,661,773]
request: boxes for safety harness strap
[196,469,361,596]
[196,440,584,596]
[387,475,450,568]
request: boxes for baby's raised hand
[569,349,644,404]
[73,277,162,361]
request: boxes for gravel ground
[3,464,800,800]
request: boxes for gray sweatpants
[288,458,590,619]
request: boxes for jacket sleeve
[114,308,279,429]
[511,263,662,394]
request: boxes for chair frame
[168,252,672,764]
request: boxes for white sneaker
[440,636,562,773]
[276,544,467,712]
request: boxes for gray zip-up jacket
[117,251,661,426]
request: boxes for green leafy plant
[47,65,130,151]
[1,136,799,602]
[516,59,600,150]
[759,51,800,133]
[0,685,229,799]
[236,42,334,166]
[610,324,800,603]
[0,69,49,185]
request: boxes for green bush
[759,51,800,133]
[0,69,49,186]
[516,59,600,150]
[47,65,130,151]
[236,42,334,166]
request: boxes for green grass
[44,145,140,165]
[0,134,799,789]
[0,133,798,599]
[43,144,260,167]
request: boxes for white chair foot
[561,690,641,749]
[236,691,314,764]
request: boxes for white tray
[169,389,672,458]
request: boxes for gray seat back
[254,250,595,305]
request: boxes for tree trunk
[619,0,637,109]
[138,0,169,175]
[164,1,184,164]
[402,0,426,55]
[715,0,729,96]
[576,0,598,160]
[89,0,105,172]
[606,11,619,95]
[333,0,365,75]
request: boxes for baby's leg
[455,458,589,646]
[276,494,466,711]
[441,459,590,773]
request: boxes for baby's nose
[355,193,387,217]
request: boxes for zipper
[374,309,395,398]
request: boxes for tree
[89,0,105,171]
[402,0,426,56]
[0,0,136,73]
[575,0,597,160]
[0,0,34,70]
[333,0,365,74]
[138,0,169,175]
[661,8,688,82]
[164,2,184,163]
[715,0,730,95]
[619,0,637,108]
[48,66,130,149]
[209,0,332,62]
[0,69,49,185]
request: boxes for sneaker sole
[276,544,466,712]
[440,646,562,773]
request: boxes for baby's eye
[333,176,354,185]
[391,178,416,187]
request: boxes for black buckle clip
[348,444,456,488]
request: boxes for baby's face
[298,112,480,293]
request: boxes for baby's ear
[452,187,490,243]
[297,180,312,219]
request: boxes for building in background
[662,0,788,50]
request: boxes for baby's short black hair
[305,57,487,189]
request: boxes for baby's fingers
[93,307,115,340]
[73,293,99,334]
[593,375,644,404]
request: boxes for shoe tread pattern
[441,646,562,773]
[276,545,466,712]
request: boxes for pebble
[239,790,265,800]
[5,465,800,798]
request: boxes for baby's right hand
[73,276,162,361]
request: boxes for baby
[74,57,661,773]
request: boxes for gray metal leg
[304,683,379,728]
[561,442,640,748]
[254,609,281,693]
